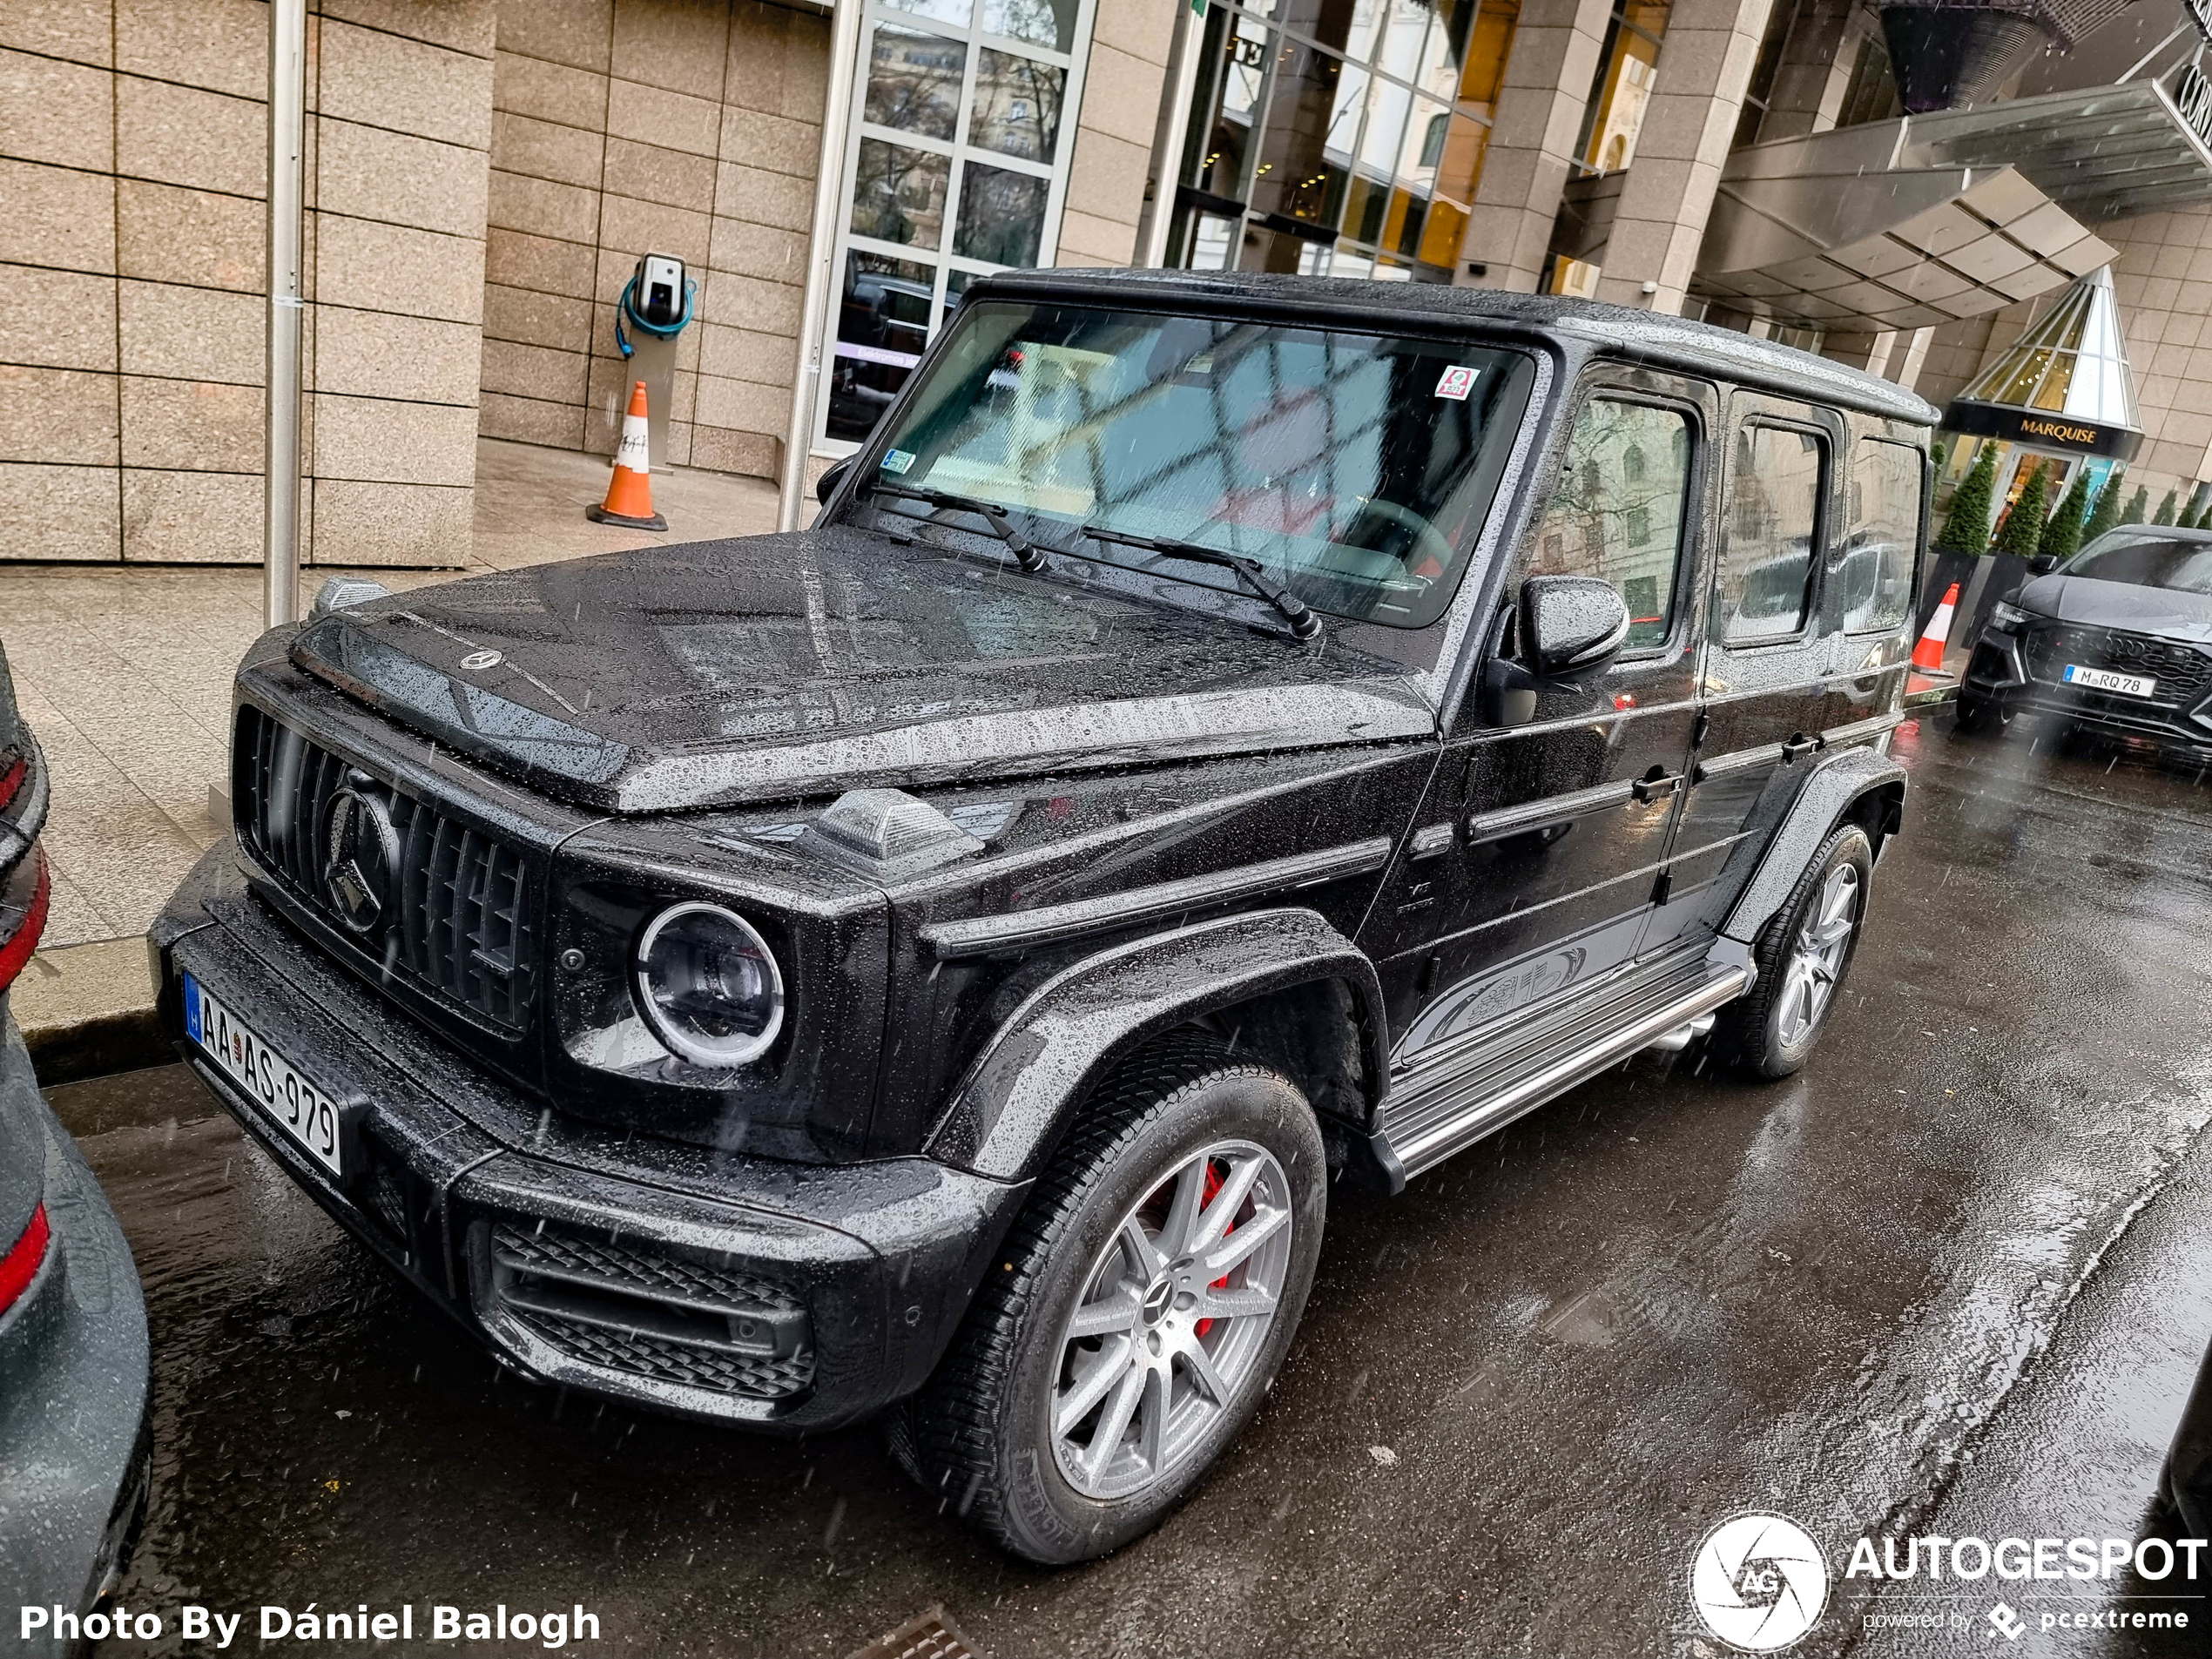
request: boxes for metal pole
[779,0,865,533]
[264,0,307,627]
[1136,0,1206,269]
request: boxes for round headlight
[632,902,784,1068]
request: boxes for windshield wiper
[1083,526,1322,641]
[860,480,1049,572]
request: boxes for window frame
[1716,412,1833,652]
[1520,382,1709,663]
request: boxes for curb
[13,936,165,1088]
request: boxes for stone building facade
[5,0,2212,567]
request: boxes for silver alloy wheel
[1777,861,1861,1046]
[1049,1139,1295,1501]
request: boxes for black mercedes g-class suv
[154,271,1929,1564]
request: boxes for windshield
[2067,532,2212,594]
[863,300,1535,628]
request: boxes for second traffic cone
[1911,582,1959,671]
[587,381,666,531]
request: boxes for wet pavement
[55,713,2212,1657]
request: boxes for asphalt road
[56,713,2212,1658]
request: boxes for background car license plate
[184,972,347,1177]
[2064,664,2155,698]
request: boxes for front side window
[865,300,1535,628]
[1827,438,1920,633]
[1719,424,1824,644]
[1527,397,1692,650]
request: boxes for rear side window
[1720,423,1824,644]
[1828,439,1921,632]
[1528,397,1693,651]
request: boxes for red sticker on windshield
[1435,365,1479,400]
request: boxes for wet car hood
[289,526,1438,813]
[2020,573,2212,642]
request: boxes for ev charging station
[615,252,696,471]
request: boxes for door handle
[1780,733,1821,760]
[1631,769,1682,804]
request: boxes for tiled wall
[1054,0,1177,269]
[477,0,828,477]
[1919,208,2212,506]
[0,0,496,566]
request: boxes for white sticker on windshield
[881,448,916,475]
[1434,365,1480,401]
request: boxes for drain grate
[847,1605,981,1659]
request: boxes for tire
[1710,822,1873,1081]
[1952,691,2000,734]
[889,1034,1326,1564]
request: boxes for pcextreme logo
[1690,1513,1831,1652]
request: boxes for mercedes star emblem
[321,784,399,936]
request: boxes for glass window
[1721,424,1824,644]
[982,0,1078,49]
[852,138,951,248]
[1828,439,1920,632]
[970,48,1065,161]
[954,164,1049,264]
[883,0,974,25]
[1528,399,1692,649]
[867,300,1536,628]
[1170,0,1520,285]
[865,24,968,140]
[830,253,937,442]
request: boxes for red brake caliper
[1195,1160,1230,1339]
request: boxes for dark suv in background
[1959,524,2212,752]
[155,273,1928,1563]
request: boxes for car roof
[970,267,1941,429]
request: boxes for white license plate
[184,972,348,1178]
[2063,664,2156,698]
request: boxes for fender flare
[925,907,1390,1183]
[1719,745,1905,946]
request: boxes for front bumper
[1963,627,2212,751]
[152,841,1028,1433]
[0,1002,151,1647]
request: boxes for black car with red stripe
[0,638,152,1651]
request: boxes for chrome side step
[1377,956,1750,1180]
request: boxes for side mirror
[1521,575,1631,675]
[815,455,854,506]
[2026,553,2058,576]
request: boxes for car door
[1651,392,1851,948]
[1365,368,1716,1062]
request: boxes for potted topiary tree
[2122,484,2148,524]
[2082,466,2126,544]
[2155,488,2178,525]
[2040,468,2090,562]
[1973,461,2052,638]
[1923,441,1995,631]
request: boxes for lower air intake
[485,1223,813,1401]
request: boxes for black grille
[233,706,539,1030]
[487,1223,813,1401]
[2024,624,2212,702]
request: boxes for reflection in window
[954,164,1049,265]
[1529,399,1691,648]
[871,301,1534,628]
[982,0,1077,51]
[852,138,950,247]
[882,0,974,26]
[1722,425,1824,644]
[865,25,967,140]
[830,253,936,442]
[1829,439,1920,633]
[971,48,1064,160]
[1170,0,1521,284]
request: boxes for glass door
[818,0,1099,451]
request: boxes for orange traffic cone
[587,381,666,530]
[1911,582,1959,671]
